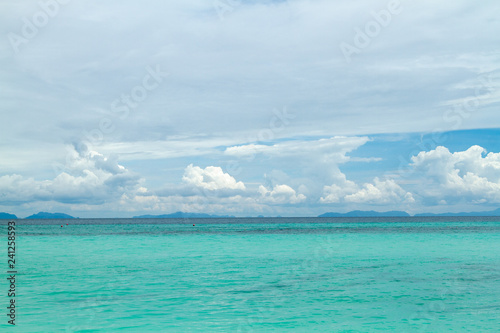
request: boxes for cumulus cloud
[0,144,140,205]
[258,184,306,204]
[411,145,500,203]
[320,175,414,205]
[225,136,415,206]
[344,178,415,204]
[319,173,357,204]
[182,164,246,191]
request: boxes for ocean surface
[2,217,500,332]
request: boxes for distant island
[133,211,235,218]
[24,212,76,219]
[1,209,499,219]
[319,208,500,217]
[0,212,17,219]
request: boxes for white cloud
[182,164,246,191]
[258,184,306,204]
[411,145,500,203]
[320,175,414,205]
[0,144,141,205]
[96,137,237,161]
[225,136,370,161]
[117,192,269,216]
[319,173,358,203]
[224,137,376,194]
[226,136,415,206]
[344,178,415,204]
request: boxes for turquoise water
[2,217,500,332]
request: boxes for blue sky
[1,0,500,217]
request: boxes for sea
[1,217,499,332]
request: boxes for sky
[1,0,500,218]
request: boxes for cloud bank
[412,145,500,204]
[0,144,140,205]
